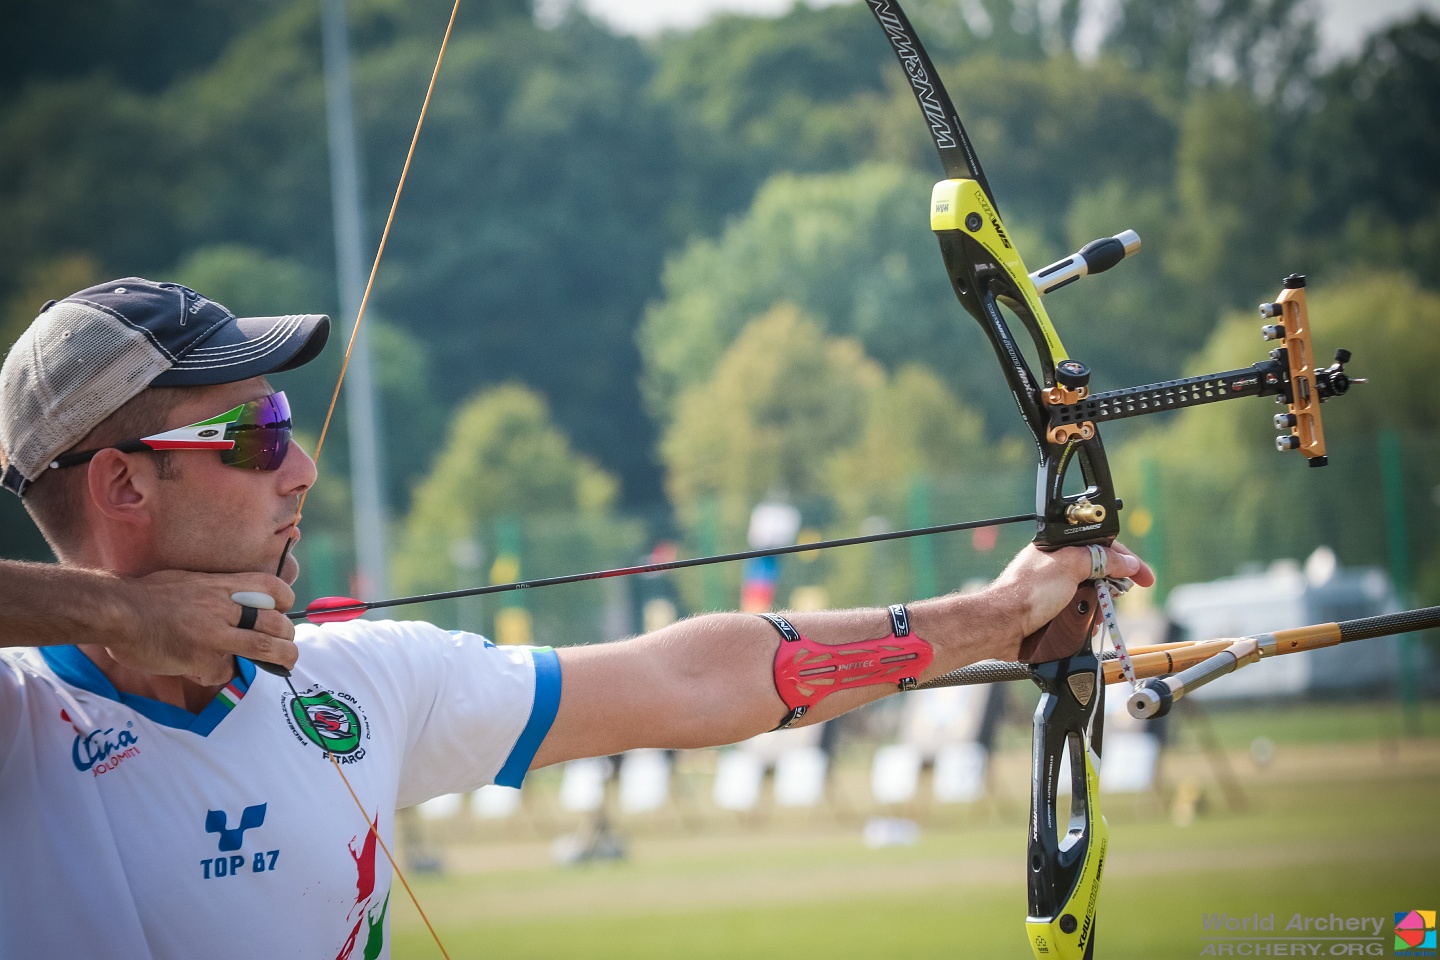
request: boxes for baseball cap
[0,278,329,496]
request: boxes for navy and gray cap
[0,278,329,496]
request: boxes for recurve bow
[284,4,1359,956]
[860,2,1356,955]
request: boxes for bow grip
[1021,530,1114,665]
[1019,581,1100,664]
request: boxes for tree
[0,1,682,509]
[393,384,618,594]
[650,1,896,192]
[661,304,1017,608]
[0,0,294,97]
[662,304,882,521]
[640,164,1005,431]
[1165,87,1304,310]
[1297,15,1440,288]
[1098,0,1319,101]
[0,254,106,356]
[354,14,684,504]
[827,364,996,517]
[0,79,187,300]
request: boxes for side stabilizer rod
[1127,603,1440,718]
[1029,230,1141,295]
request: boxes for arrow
[289,512,1040,624]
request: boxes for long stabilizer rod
[918,604,1440,711]
[1126,604,1440,718]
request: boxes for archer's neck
[76,644,231,714]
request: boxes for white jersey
[0,620,561,959]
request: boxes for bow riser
[870,8,1123,953]
[930,179,1065,366]
[928,179,1123,547]
[863,4,1360,955]
[1026,649,1108,960]
[931,179,1057,434]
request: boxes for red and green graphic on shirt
[215,678,247,711]
[334,811,389,960]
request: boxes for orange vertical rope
[300,0,460,504]
[290,2,464,956]
[327,753,452,958]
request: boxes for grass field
[388,701,1440,959]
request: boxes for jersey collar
[39,645,257,736]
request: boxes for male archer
[0,278,1152,958]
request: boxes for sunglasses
[50,392,293,475]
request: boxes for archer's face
[143,378,316,583]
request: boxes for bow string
[270,2,463,956]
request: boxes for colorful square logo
[1395,910,1437,955]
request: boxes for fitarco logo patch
[282,687,369,764]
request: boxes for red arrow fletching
[304,596,368,625]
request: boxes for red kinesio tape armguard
[762,605,933,728]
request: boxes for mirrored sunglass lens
[222,393,292,470]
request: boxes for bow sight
[1044,274,1360,469]
[864,1,1358,956]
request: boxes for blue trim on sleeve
[494,647,562,788]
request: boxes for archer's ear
[85,449,157,529]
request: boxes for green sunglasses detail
[48,392,293,474]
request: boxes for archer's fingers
[226,626,300,672]
[1106,542,1154,587]
[248,608,296,643]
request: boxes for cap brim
[150,313,330,387]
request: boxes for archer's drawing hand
[987,542,1154,655]
[107,570,299,685]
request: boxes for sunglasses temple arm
[49,439,154,471]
